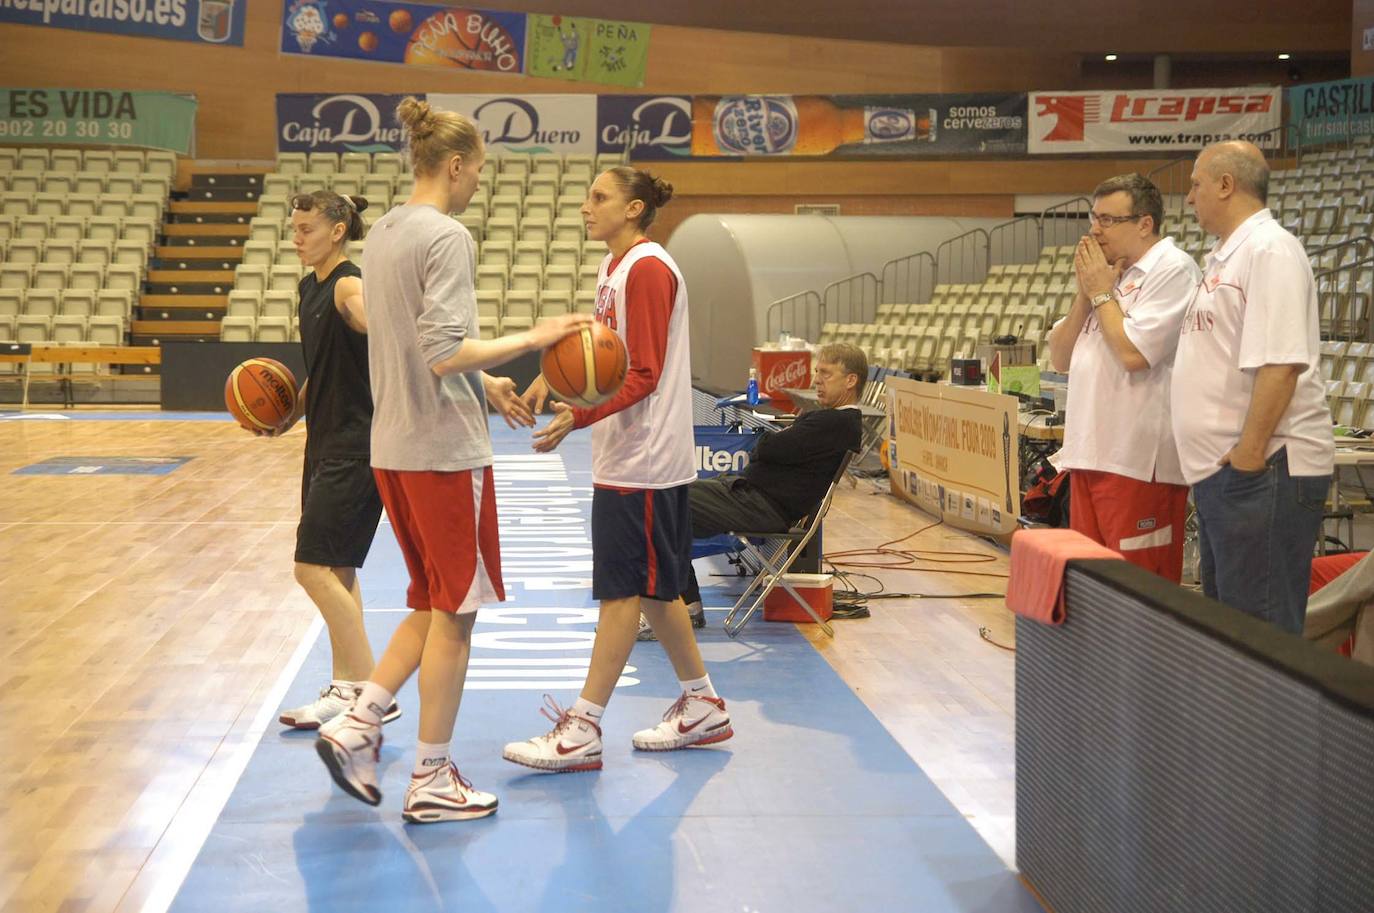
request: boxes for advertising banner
[597,94,691,158]
[1287,77,1374,145]
[526,14,651,87]
[0,0,245,46]
[886,377,1019,537]
[427,93,597,155]
[0,88,197,153]
[276,92,412,153]
[687,93,1026,158]
[1028,87,1282,154]
[281,0,525,73]
[692,425,759,558]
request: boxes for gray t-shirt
[362,204,491,472]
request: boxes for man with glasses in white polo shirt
[1047,173,1201,582]
[1173,140,1334,634]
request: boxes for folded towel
[1008,529,1123,625]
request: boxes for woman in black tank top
[270,190,398,731]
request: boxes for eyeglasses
[1088,211,1144,228]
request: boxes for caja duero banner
[0,88,197,153]
[0,0,245,46]
[276,93,412,153]
[281,0,525,73]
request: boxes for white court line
[133,616,325,913]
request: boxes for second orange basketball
[541,323,628,408]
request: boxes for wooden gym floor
[0,413,1017,913]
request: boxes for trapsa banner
[597,94,691,159]
[281,1,525,73]
[687,94,1026,158]
[427,93,596,155]
[1287,77,1374,145]
[1028,88,1282,154]
[526,14,651,88]
[276,93,412,153]
[886,377,1020,538]
[0,0,245,45]
[0,88,197,153]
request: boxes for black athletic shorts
[591,484,692,602]
[295,456,384,568]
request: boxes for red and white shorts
[373,465,505,614]
[1069,469,1189,583]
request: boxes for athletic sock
[680,674,718,699]
[571,696,605,730]
[414,740,450,777]
[331,679,357,695]
[352,682,394,726]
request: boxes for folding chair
[722,450,857,639]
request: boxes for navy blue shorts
[591,484,692,602]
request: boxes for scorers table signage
[886,377,1019,537]
[0,88,197,153]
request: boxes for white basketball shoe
[280,682,401,730]
[316,711,383,806]
[632,693,733,751]
[402,762,499,823]
[502,694,604,772]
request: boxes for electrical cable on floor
[978,626,1016,652]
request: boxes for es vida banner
[1,88,197,154]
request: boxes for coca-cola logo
[764,358,809,392]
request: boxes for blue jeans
[1191,447,1329,635]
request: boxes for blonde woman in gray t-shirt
[315,97,589,823]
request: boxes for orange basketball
[225,358,298,433]
[541,324,628,408]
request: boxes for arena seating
[221,150,627,343]
[0,145,175,376]
[818,135,1374,383]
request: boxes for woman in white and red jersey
[503,167,732,772]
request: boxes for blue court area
[168,425,1039,913]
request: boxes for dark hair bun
[348,195,370,214]
[651,177,674,207]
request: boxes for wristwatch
[1091,292,1114,309]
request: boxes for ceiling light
[1104,54,1118,61]
[1277,53,1291,60]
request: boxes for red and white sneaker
[402,762,498,823]
[279,682,402,730]
[315,712,383,806]
[632,693,733,751]
[502,694,603,772]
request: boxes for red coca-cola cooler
[752,348,812,413]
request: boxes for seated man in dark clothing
[640,343,867,640]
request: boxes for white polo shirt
[1056,236,1200,485]
[1170,209,1333,485]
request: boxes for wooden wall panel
[0,4,1081,160]
[1356,0,1374,76]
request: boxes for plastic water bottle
[746,367,760,405]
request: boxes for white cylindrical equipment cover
[666,214,1007,390]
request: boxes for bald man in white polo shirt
[1047,173,1200,582]
[1172,141,1333,635]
